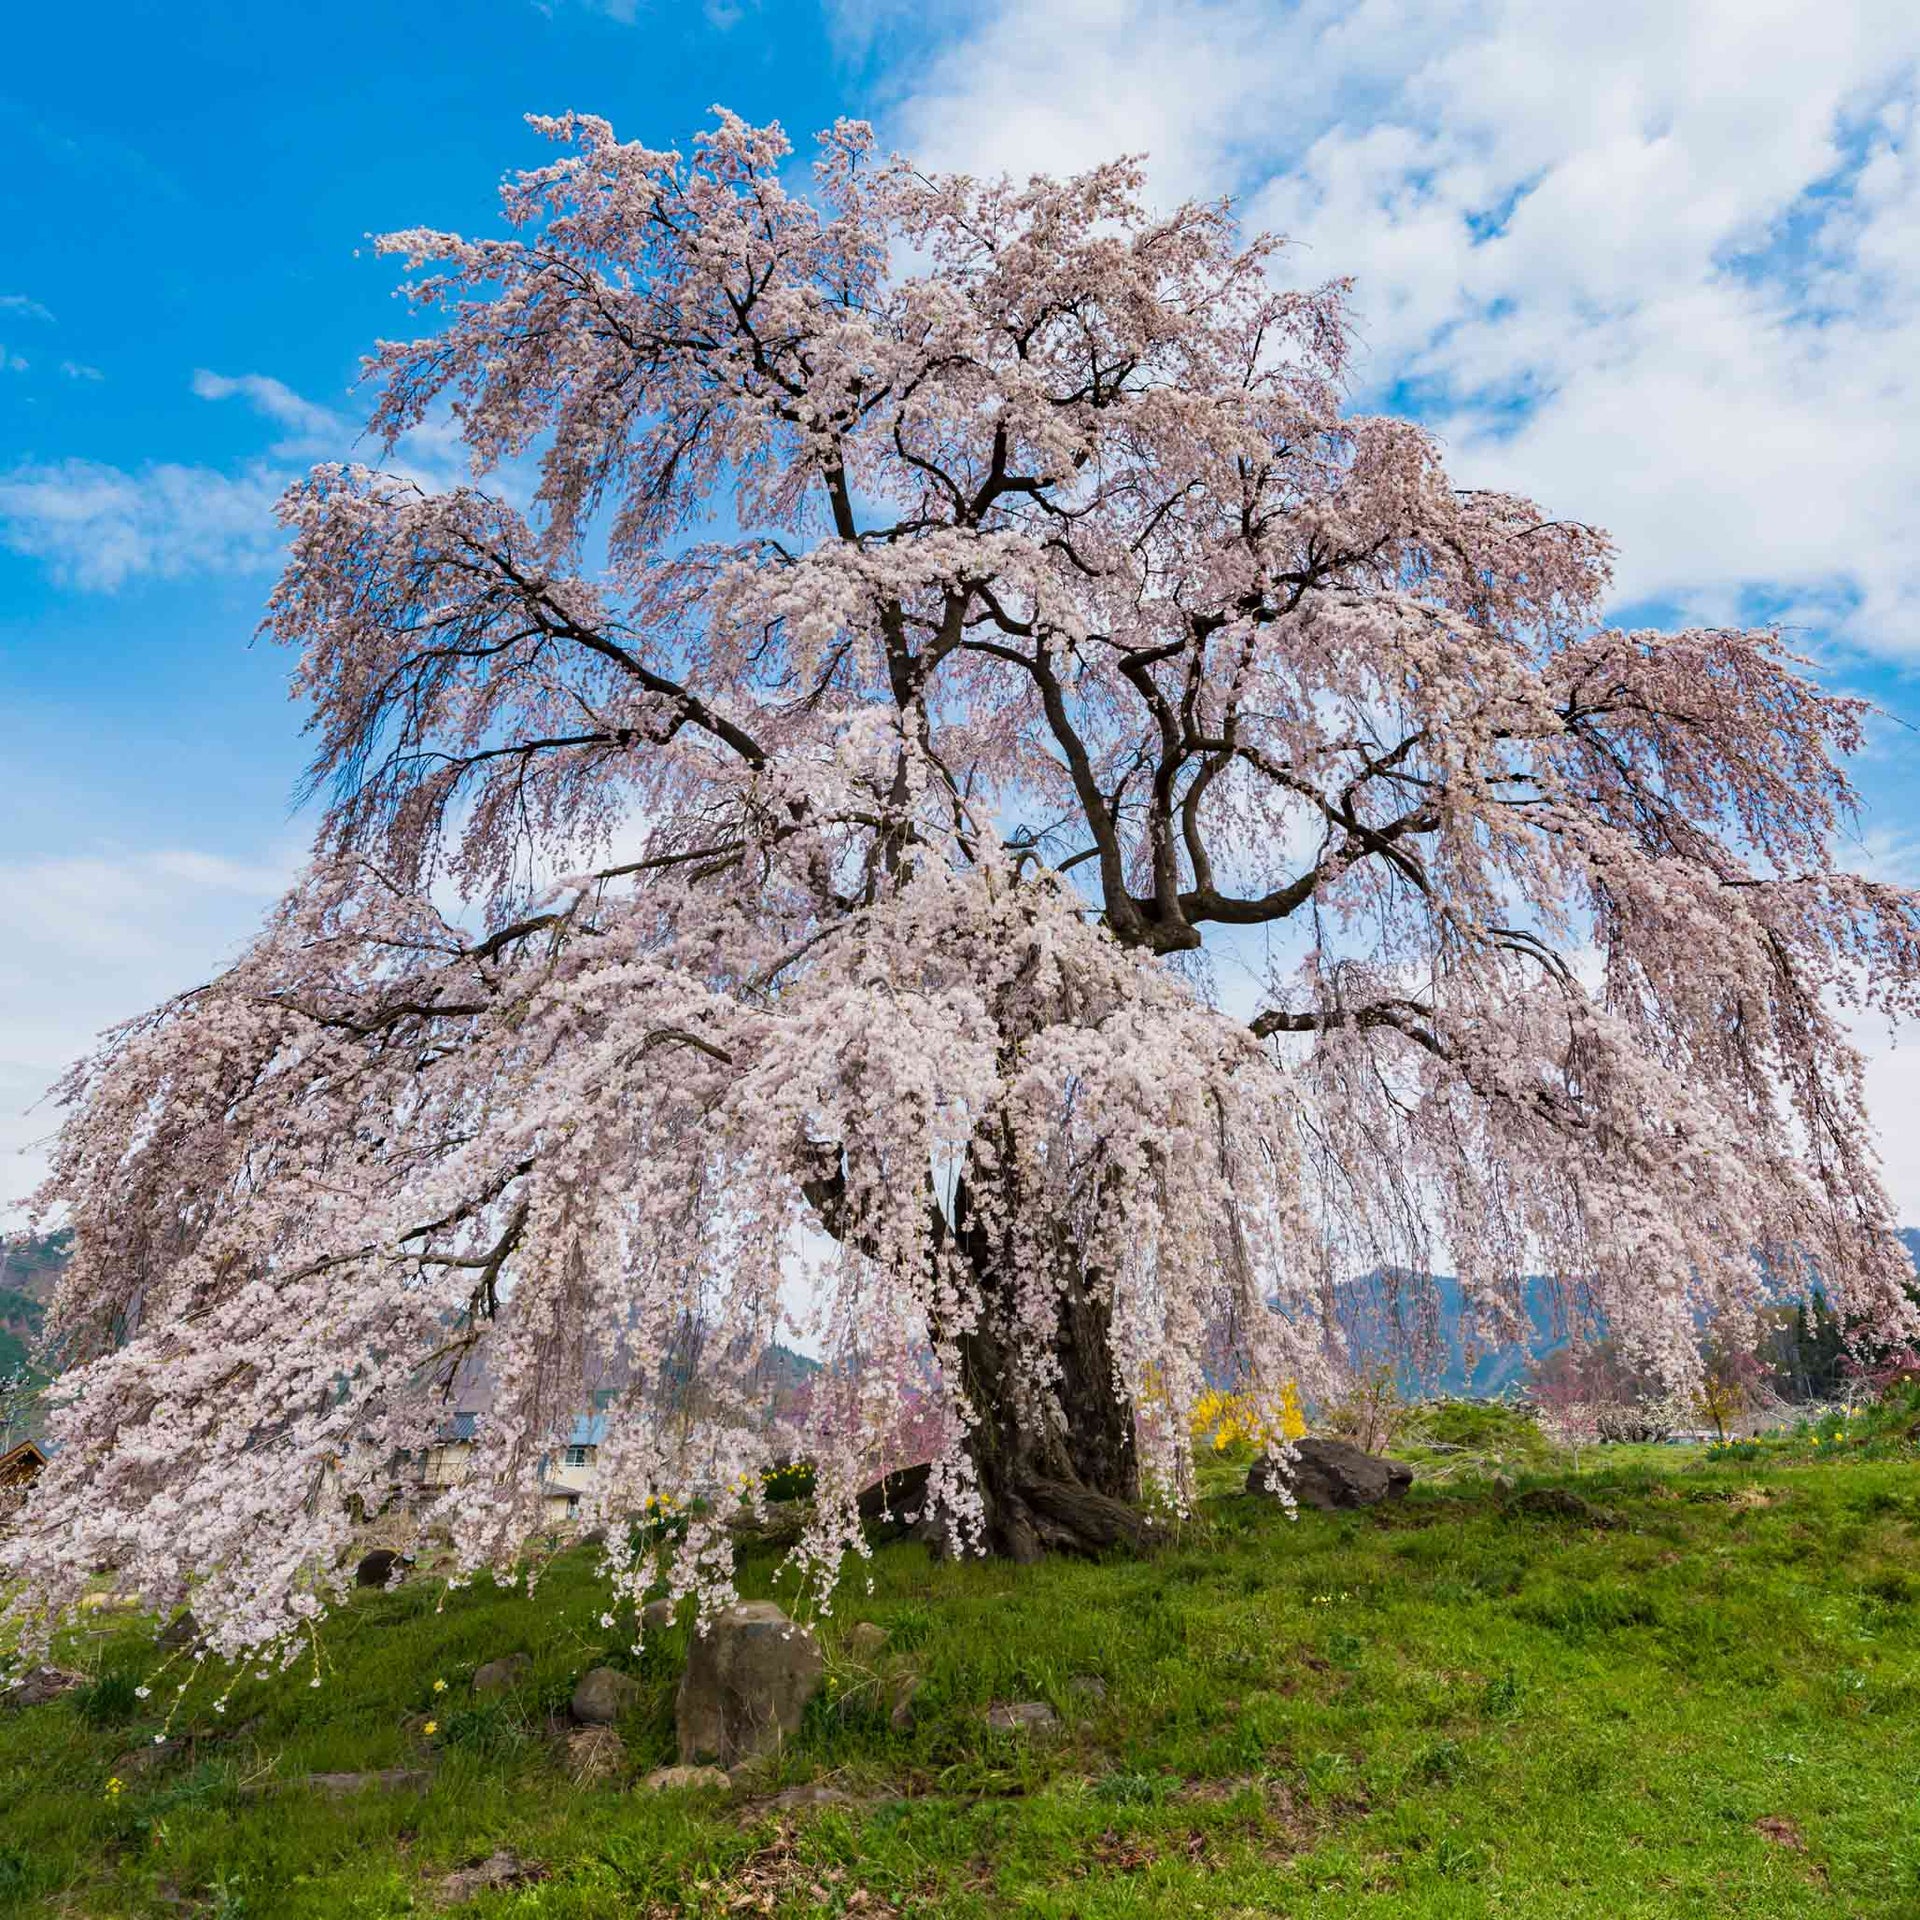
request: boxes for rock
[354,1548,408,1589]
[985,1700,1059,1735]
[578,1527,608,1550]
[1068,1675,1108,1704]
[155,1609,202,1653]
[305,1768,430,1796]
[1491,1473,1516,1495]
[1247,1438,1414,1510]
[641,1599,677,1632]
[846,1621,888,1658]
[108,1744,181,1782]
[676,1601,824,1770]
[887,1672,922,1732]
[565,1725,626,1785]
[435,1849,547,1904]
[570,1666,641,1726]
[2,1665,82,1708]
[641,1764,731,1793]
[768,1782,852,1810]
[472,1654,532,1696]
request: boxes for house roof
[0,1439,48,1484]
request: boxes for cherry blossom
[6,110,1917,1662]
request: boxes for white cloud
[862,0,1920,655]
[58,360,102,382]
[192,368,350,457]
[0,349,27,374]
[0,847,296,1218]
[0,457,287,590]
[0,368,473,591]
[0,295,53,323]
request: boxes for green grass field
[5,1435,1919,1917]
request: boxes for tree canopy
[7,111,1918,1659]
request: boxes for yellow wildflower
[432,1678,447,1693]
[423,1719,438,1736]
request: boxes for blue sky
[3,0,1918,1216]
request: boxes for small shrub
[76,1671,141,1728]
[1095,1771,1181,1806]
[1415,1737,1469,1784]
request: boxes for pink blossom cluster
[6,110,1916,1661]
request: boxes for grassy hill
[6,1420,1919,1916]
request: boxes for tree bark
[938,1176,1146,1562]
[805,1142,1148,1562]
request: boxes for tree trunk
[804,1143,1148,1562]
[940,1178,1146,1563]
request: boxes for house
[417,1410,480,1494]
[539,1413,606,1525]
[0,1440,47,1527]
[0,1439,46,1490]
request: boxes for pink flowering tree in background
[8,109,1920,1662]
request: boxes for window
[563,1445,592,1467]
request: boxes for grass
[5,1439,1920,1916]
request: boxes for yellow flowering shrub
[1189,1383,1306,1453]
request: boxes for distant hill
[1336,1231,1920,1398]
[0,1229,68,1307]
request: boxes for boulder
[564,1725,625,1786]
[570,1666,640,1726]
[1067,1674,1108,1704]
[1247,1439,1413,1510]
[641,1764,731,1793]
[887,1672,923,1732]
[2,1665,82,1708]
[846,1621,888,1659]
[675,1601,824,1770]
[472,1654,532,1696]
[641,1598,677,1632]
[435,1849,546,1904]
[155,1609,202,1653]
[985,1700,1058,1735]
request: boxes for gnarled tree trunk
[936,1175,1146,1562]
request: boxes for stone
[472,1654,532,1696]
[565,1725,626,1786]
[1067,1675,1108,1704]
[155,1609,202,1653]
[1246,1438,1413,1510]
[768,1782,852,1810]
[108,1743,181,1782]
[578,1527,608,1550]
[1490,1472,1516,1495]
[305,1768,430,1796]
[887,1672,923,1732]
[846,1621,888,1658]
[435,1850,546,1904]
[641,1764,731,1793]
[675,1601,824,1770]
[570,1666,641,1726]
[2,1665,82,1708]
[985,1700,1059,1734]
[641,1598,677,1632]
[354,1548,408,1589]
